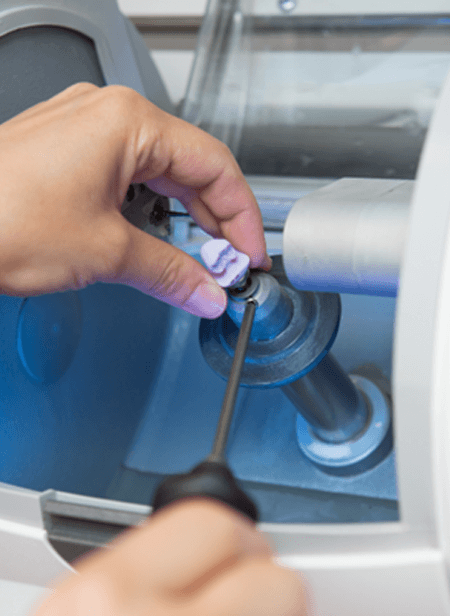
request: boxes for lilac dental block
[201,239,250,287]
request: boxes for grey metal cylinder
[283,177,412,297]
[282,353,370,444]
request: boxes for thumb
[111,225,228,319]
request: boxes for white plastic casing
[262,51,450,616]
[119,0,450,17]
[0,484,71,614]
[252,0,450,15]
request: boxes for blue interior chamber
[0,18,400,524]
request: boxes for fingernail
[184,282,227,318]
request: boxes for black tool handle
[151,299,258,522]
[152,460,258,522]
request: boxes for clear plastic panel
[183,2,450,178]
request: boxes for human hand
[32,499,310,616]
[0,83,270,317]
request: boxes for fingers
[195,558,310,616]
[35,500,310,616]
[137,500,272,595]
[146,174,270,271]
[129,101,270,270]
[108,221,227,318]
[0,81,269,304]
[81,500,272,597]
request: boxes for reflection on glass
[183,5,450,178]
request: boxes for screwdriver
[151,299,259,522]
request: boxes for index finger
[131,106,271,269]
[198,165,271,270]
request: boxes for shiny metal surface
[200,273,341,387]
[282,354,369,444]
[183,8,450,179]
[203,264,393,476]
[124,292,398,507]
[296,374,392,475]
[283,178,412,297]
[227,272,293,340]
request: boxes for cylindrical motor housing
[283,177,412,297]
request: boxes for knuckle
[216,139,236,164]
[219,140,233,158]
[72,81,98,93]
[102,85,142,111]
[95,86,145,135]
[63,82,99,98]
[204,133,233,162]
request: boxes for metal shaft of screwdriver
[207,299,257,463]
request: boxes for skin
[0,82,271,317]
[32,500,311,616]
[0,84,309,614]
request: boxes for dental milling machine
[3,1,450,616]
